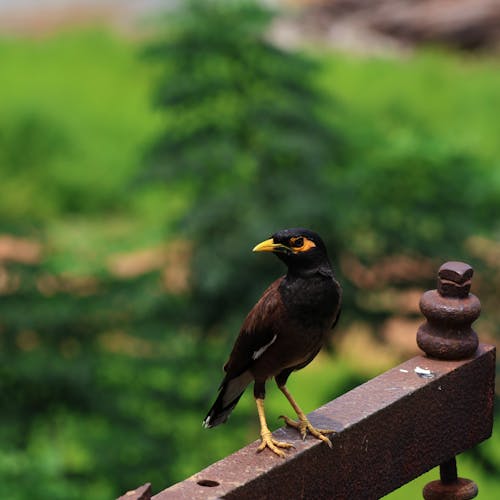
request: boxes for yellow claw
[257,430,294,458]
[279,414,334,448]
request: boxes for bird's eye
[290,237,304,248]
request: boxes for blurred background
[0,0,499,498]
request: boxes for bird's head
[253,228,331,275]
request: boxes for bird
[202,228,342,457]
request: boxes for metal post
[418,261,480,499]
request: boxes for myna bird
[203,228,342,457]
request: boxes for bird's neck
[285,261,334,280]
[279,265,339,326]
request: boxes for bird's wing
[223,277,284,380]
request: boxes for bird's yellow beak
[252,238,289,253]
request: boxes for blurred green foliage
[0,31,161,227]
[0,0,499,498]
[144,0,343,329]
[321,51,500,262]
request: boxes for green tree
[145,0,343,329]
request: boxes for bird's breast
[279,274,340,328]
[250,274,341,380]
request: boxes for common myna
[203,228,342,457]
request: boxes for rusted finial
[423,457,478,499]
[417,261,480,360]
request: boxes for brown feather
[223,277,284,378]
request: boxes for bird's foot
[257,430,294,458]
[279,414,334,448]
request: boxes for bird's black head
[253,228,331,276]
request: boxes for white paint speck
[414,366,434,378]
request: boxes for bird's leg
[278,385,334,448]
[255,398,294,458]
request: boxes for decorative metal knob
[417,261,480,360]
[423,457,478,500]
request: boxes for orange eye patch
[289,236,316,253]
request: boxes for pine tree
[145,0,342,328]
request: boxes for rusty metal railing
[118,262,496,500]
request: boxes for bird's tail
[203,370,253,428]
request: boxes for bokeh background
[1,0,499,498]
